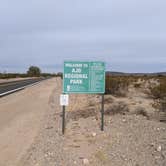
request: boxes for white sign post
[60,94,69,134]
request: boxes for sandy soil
[0,77,165,166]
[19,78,166,166]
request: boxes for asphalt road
[0,78,46,96]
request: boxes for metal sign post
[62,105,65,134]
[60,94,69,134]
[101,94,104,131]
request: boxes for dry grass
[67,108,97,121]
[94,150,108,164]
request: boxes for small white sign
[60,94,69,106]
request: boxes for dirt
[0,77,165,166]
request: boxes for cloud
[0,0,166,72]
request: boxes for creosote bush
[134,83,141,88]
[105,101,129,115]
[105,76,134,96]
[150,77,166,99]
[150,77,166,112]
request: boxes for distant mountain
[106,71,166,76]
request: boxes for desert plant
[105,101,129,115]
[105,76,131,96]
[94,150,108,164]
[134,83,141,88]
[0,73,28,79]
[150,77,166,113]
[150,77,166,99]
[27,66,41,77]
[135,106,148,117]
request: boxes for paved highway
[0,78,46,97]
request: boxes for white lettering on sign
[60,94,69,106]
[72,68,82,73]
[67,85,70,91]
[70,79,82,84]
[65,63,82,68]
[64,74,88,79]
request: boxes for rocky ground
[19,77,166,166]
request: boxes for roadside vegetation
[150,77,166,113]
[0,73,28,79]
[105,74,166,114]
[150,77,166,99]
[0,66,59,79]
[105,76,130,96]
[27,66,41,77]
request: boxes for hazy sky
[0,0,166,73]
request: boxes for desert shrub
[134,83,141,88]
[135,106,148,117]
[0,73,28,79]
[105,75,150,96]
[105,76,130,96]
[160,98,166,112]
[105,101,129,115]
[94,150,108,164]
[150,77,166,113]
[150,77,166,99]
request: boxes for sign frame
[63,61,105,94]
[61,61,106,134]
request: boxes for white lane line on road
[0,80,44,97]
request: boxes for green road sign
[63,61,105,94]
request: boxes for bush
[150,77,166,99]
[134,83,141,88]
[105,101,129,115]
[135,106,148,117]
[27,66,41,77]
[160,98,166,113]
[105,76,130,96]
[150,77,166,113]
[0,73,28,79]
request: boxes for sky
[0,0,166,73]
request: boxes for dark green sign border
[63,61,105,94]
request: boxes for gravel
[20,78,166,166]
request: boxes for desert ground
[0,77,165,166]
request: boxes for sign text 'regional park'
[63,61,105,94]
